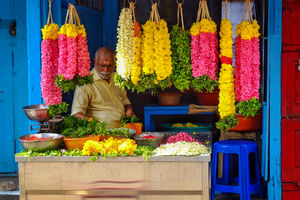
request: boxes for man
[71,47,134,128]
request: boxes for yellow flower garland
[41,23,59,40]
[218,19,236,119]
[153,19,172,81]
[190,22,201,36]
[131,22,142,85]
[236,20,260,40]
[142,20,155,74]
[116,8,134,79]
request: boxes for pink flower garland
[77,34,91,77]
[235,26,260,101]
[65,36,78,80]
[58,33,68,76]
[191,32,218,80]
[41,39,62,105]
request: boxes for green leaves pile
[106,128,131,138]
[58,116,107,138]
[48,102,69,117]
[121,115,140,127]
[236,98,261,117]
[55,74,94,93]
[215,114,239,131]
[192,75,218,93]
[170,25,193,92]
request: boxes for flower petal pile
[83,137,137,156]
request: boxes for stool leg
[211,150,218,200]
[238,150,245,200]
[241,150,251,200]
[254,150,263,198]
[223,153,232,185]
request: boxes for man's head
[94,47,115,81]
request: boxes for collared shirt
[71,68,130,128]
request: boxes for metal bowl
[108,128,136,138]
[22,104,50,122]
[19,133,63,152]
[133,132,164,148]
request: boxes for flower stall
[8,0,287,199]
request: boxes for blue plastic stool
[211,140,263,200]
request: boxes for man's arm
[71,86,90,119]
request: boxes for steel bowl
[22,104,50,122]
[19,133,63,152]
[133,132,164,148]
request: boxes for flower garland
[130,21,143,85]
[116,8,134,79]
[41,22,68,117]
[190,1,219,93]
[235,19,261,117]
[56,5,93,93]
[153,19,172,82]
[170,24,192,92]
[142,20,156,75]
[216,19,238,131]
[82,137,137,156]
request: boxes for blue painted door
[0,0,16,172]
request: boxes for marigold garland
[142,20,155,75]
[130,21,143,85]
[116,8,134,79]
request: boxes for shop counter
[16,155,211,200]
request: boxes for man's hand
[125,104,135,117]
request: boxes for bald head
[94,47,116,81]
[94,47,115,63]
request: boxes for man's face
[95,52,115,81]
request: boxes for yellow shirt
[71,68,130,128]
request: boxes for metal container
[22,104,49,122]
[19,133,63,152]
[134,132,164,148]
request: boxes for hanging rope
[176,0,185,30]
[149,2,160,23]
[47,0,54,25]
[225,0,228,19]
[129,2,136,23]
[242,0,253,22]
[196,0,211,22]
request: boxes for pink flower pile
[191,32,219,80]
[166,132,201,144]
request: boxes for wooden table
[16,155,211,200]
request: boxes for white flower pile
[154,141,208,156]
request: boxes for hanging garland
[41,0,68,116]
[55,4,93,93]
[216,1,238,131]
[190,0,219,93]
[114,2,145,92]
[140,2,173,92]
[235,0,261,117]
[131,21,143,85]
[170,1,193,92]
[116,7,134,79]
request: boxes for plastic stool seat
[211,140,263,200]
